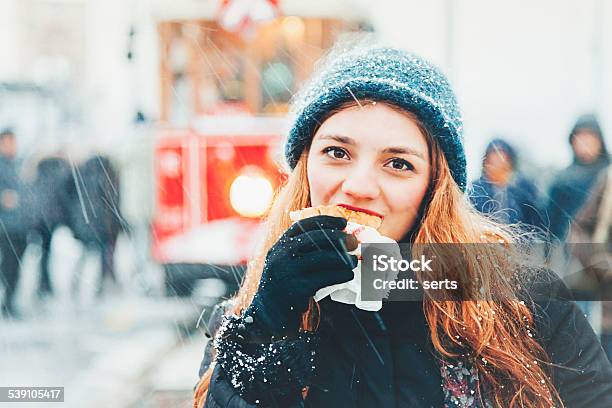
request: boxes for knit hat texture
[285,46,466,191]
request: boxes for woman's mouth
[336,203,384,219]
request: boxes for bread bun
[289,204,383,230]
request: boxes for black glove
[244,215,358,338]
[214,315,318,406]
[204,364,257,408]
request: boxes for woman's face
[572,130,602,164]
[483,149,513,184]
[307,102,431,241]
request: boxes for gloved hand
[244,215,358,338]
[204,364,257,408]
[204,363,309,408]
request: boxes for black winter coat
[546,157,609,242]
[31,157,72,231]
[470,174,546,232]
[0,156,33,235]
[198,272,612,407]
[66,155,123,244]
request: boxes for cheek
[381,176,430,239]
[388,182,427,215]
[307,159,337,207]
[588,139,601,152]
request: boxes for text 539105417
[0,387,64,402]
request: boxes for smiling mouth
[336,204,384,219]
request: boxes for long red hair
[194,105,562,408]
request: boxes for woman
[194,46,612,407]
[470,138,546,234]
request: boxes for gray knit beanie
[284,45,466,191]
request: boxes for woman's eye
[323,146,349,160]
[386,158,414,172]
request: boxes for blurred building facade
[0,0,611,217]
[1,0,611,170]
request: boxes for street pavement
[0,294,206,408]
[0,228,217,408]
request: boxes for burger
[289,204,383,230]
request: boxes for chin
[382,223,413,242]
[379,226,397,240]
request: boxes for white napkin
[313,222,401,311]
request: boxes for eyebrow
[381,146,428,160]
[317,134,356,145]
[316,134,426,160]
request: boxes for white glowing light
[229,174,273,217]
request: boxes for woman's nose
[341,168,380,200]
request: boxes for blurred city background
[0,0,611,407]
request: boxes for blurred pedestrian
[470,138,545,235]
[0,129,29,318]
[546,114,610,243]
[68,155,124,295]
[543,114,610,345]
[569,167,612,361]
[31,156,72,297]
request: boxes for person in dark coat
[194,47,612,408]
[568,168,612,362]
[31,156,72,297]
[546,114,610,243]
[67,155,124,295]
[470,138,546,235]
[0,129,29,318]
